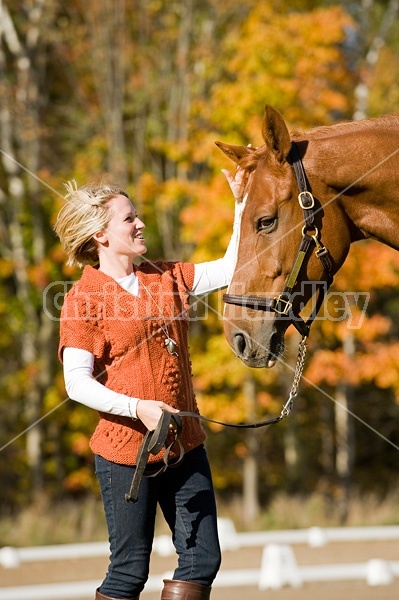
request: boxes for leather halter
[223,141,334,338]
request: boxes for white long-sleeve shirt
[63,201,242,418]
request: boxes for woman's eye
[257,216,277,232]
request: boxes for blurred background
[1,0,399,547]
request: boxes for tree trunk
[242,375,260,525]
[0,0,57,495]
[334,332,355,524]
[156,0,194,260]
[85,0,128,183]
[354,0,399,119]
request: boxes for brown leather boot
[161,579,211,600]
[95,589,140,600]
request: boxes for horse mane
[238,113,399,170]
[292,113,399,141]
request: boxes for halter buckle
[298,191,315,209]
[271,295,292,315]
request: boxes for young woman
[55,170,243,600]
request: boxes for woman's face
[101,194,147,259]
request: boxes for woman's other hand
[136,400,179,431]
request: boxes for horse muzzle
[227,323,285,368]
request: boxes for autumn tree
[183,1,358,521]
[1,0,399,526]
[0,0,63,500]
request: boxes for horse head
[217,105,353,368]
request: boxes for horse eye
[257,216,277,233]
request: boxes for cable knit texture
[59,262,206,465]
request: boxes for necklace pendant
[165,337,178,357]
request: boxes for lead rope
[178,334,308,430]
[125,336,308,502]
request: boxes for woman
[55,170,243,600]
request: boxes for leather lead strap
[125,406,286,503]
[125,412,183,503]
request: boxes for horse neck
[301,125,399,250]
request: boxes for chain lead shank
[280,336,308,418]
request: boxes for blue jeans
[95,444,221,599]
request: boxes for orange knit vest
[59,262,206,465]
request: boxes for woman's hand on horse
[136,400,179,431]
[222,143,251,202]
[222,167,247,203]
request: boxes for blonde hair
[54,180,129,267]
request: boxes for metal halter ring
[301,225,319,239]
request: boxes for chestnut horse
[217,105,399,369]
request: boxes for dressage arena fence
[1,521,399,599]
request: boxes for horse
[216,105,399,370]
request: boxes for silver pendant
[165,337,178,357]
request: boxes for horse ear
[262,105,291,162]
[214,141,251,165]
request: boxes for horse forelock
[238,145,269,172]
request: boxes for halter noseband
[223,141,334,338]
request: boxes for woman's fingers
[136,400,179,431]
[222,167,245,202]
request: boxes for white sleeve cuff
[128,397,139,420]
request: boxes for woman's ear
[93,230,108,245]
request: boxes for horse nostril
[234,333,247,356]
